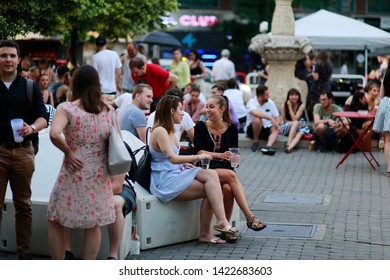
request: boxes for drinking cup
[201,158,210,169]
[229,147,240,168]
[10,118,24,143]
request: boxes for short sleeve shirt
[118,104,146,139]
[132,63,169,99]
[245,97,279,128]
[313,103,343,121]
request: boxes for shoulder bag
[107,108,132,175]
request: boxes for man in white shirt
[245,85,281,155]
[223,78,247,131]
[211,49,236,86]
[91,36,122,96]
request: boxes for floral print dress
[47,102,115,228]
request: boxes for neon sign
[179,15,218,27]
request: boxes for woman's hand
[198,153,212,160]
[184,163,195,169]
[219,151,232,161]
[64,151,83,172]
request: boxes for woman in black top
[194,95,266,238]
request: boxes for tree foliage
[0,0,178,64]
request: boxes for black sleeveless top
[190,61,203,76]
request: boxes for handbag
[134,127,152,192]
[107,108,132,175]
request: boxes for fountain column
[249,0,313,109]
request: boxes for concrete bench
[1,130,133,260]
[123,132,241,250]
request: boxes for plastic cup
[229,147,240,168]
[201,158,210,169]
[179,141,189,149]
[10,118,24,143]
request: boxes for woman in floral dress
[47,65,117,259]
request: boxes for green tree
[0,0,178,66]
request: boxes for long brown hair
[208,94,231,124]
[153,95,181,134]
[69,65,105,114]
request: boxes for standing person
[312,51,333,104]
[280,88,307,153]
[36,74,54,107]
[211,49,236,87]
[169,48,191,90]
[91,35,122,97]
[188,50,207,94]
[118,83,153,143]
[130,57,178,112]
[38,58,55,82]
[193,95,266,242]
[245,85,281,154]
[373,66,390,177]
[149,95,237,244]
[48,66,70,108]
[0,40,48,260]
[47,65,116,259]
[121,42,147,93]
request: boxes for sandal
[284,146,293,153]
[246,216,267,231]
[387,171,390,177]
[220,233,238,243]
[198,237,226,244]
[213,224,238,236]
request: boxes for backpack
[26,79,39,155]
[123,131,152,193]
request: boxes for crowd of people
[1,37,389,260]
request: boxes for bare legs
[108,196,126,259]
[216,169,257,223]
[384,132,390,175]
[175,169,233,241]
[48,220,101,260]
[286,121,304,151]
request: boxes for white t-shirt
[183,92,207,104]
[115,93,132,114]
[224,89,247,119]
[91,49,122,94]
[245,97,279,130]
[211,57,236,81]
[147,111,195,142]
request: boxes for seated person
[347,91,373,151]
[149,95,237,244]
[365,82,381,112]
[244,85,281,155]
[314,91,348,152]
[280,88,308,153]
[107,173,136,260]
[183,85,205,123]
[193,95,266,242]
[118,84,153,143]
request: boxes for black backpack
[26,79,39,155]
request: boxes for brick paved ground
[1,146,389,260]
[127,147,390,260]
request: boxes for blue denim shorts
[120,184,136,217]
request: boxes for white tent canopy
[295,9,390,51]
[295,9,390,75]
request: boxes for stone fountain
[249,0,313,109]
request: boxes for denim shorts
[120,184,136,217]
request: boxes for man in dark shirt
[0,40,48,260]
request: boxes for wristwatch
[30,124,36,133]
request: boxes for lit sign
[179,15,218,27]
